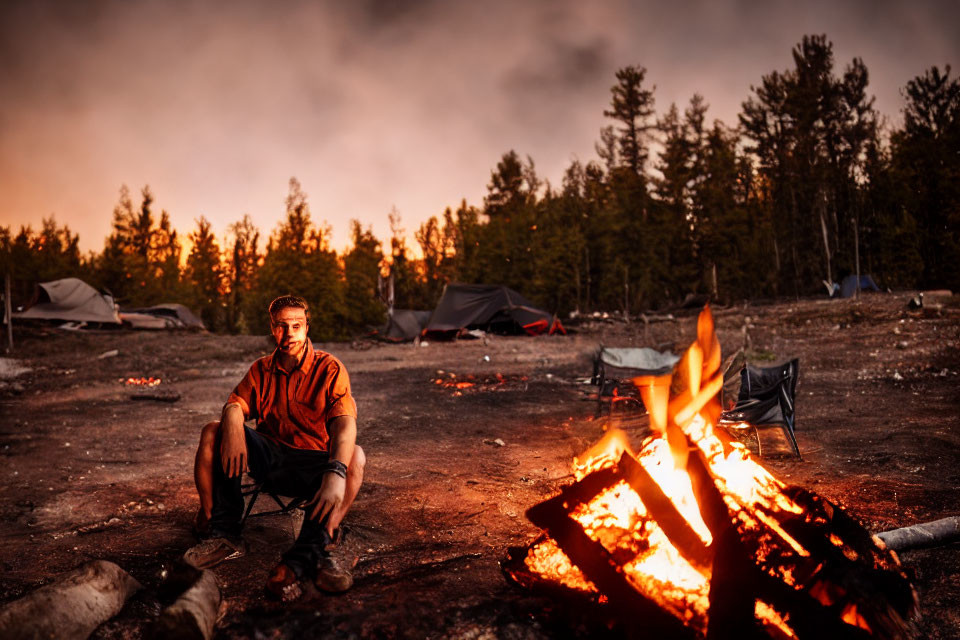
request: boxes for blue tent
[839,274,881,298]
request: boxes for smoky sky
[1,0,957,254]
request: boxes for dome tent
[15,278,120,326]
[424,284,564,338]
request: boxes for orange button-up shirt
[226,341,357,451]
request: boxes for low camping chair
[593,346,680,417]
[720,359,801,460]
[239,473,311,528]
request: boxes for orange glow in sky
[1,1,956,254]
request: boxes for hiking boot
[315,553,353,593]
[182,536,247,569]
[266,563,303,602]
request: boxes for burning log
[618,451,712,574]
[877,516,960,551]
[506,306,917,638]
[0,560,141,640]
[149,568,221,640]
[527,472,694,638]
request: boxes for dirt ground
[1,292,959,639]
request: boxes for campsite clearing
[1,293,959,638]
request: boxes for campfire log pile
[504,306,917,639]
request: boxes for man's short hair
[269,295,310,323]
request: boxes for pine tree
[343,220,386,331]
[98,185,182,306]
[415,215,450,305]
[600,66,660,310]
[184,217,224,331]
[225,215,261,334]
[448,200,483,284]
[479,151,540,292]
[604,66,656,178]
[860,136,923,288]
[892,65,960,289]
[741,35,878,294]
[250,178,345,339]
[386,207,427,309]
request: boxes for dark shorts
[243,427,331,498]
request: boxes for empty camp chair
[720,359,800,459]
[593,346,680,416]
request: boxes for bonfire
[505,306,917,638]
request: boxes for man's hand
[220,421,249,479]
[309,473,346,532]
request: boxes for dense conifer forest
[3,36,958,339]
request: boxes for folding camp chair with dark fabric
[720,358,801,460]
[239,468,313,528]
[592,346,680,417]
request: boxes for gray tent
[378,309,432,342]
[424,284,564,337]
[119,312,180,330]
[125,304,205,330]
[15,278,120,325]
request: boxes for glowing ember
[432,372,527,393]
[124,377,161,386]
[513,305,915,638]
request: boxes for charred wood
[686,447,905,638]
[770,491,917,625]
[685,446,734,537]
[149,569,221,640]
[526,506,694,638]
[526,467,620,517]
[706,526,766,640]
[617,451,712,574]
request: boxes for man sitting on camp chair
[185,295,366,599]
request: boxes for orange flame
[523,306,833,635]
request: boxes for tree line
[2,35,958,339]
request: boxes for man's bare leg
[327,445,366,534]
[193,421,220,531]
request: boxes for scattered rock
[0,358,30,379]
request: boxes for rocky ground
[1,292,958,638]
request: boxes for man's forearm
[221,402,245,433]
[326,415,356,468]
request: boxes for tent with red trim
[423,284,564,338]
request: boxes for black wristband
[324,460,348,479]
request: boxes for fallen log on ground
[149,568,221,640]
[0,560,141,640]
[877,516,960,551]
